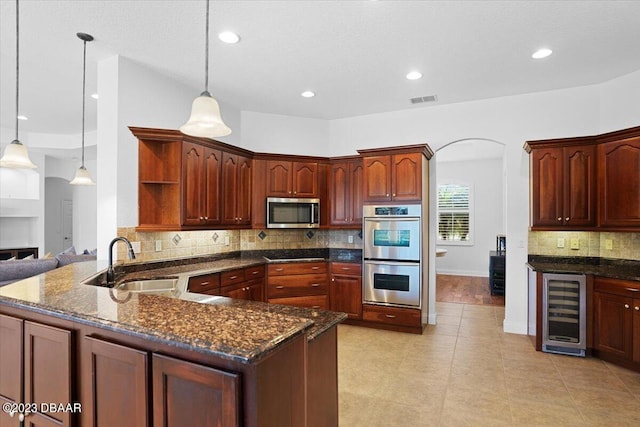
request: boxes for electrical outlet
[570,238,580,250]
[131,241,141,254]
[348,235,354,244]
[224,235,230,246]
[155,240,162,252]
[605,239,613,250]
[556,238,565,248]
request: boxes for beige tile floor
[338,302,640,426]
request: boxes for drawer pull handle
[252,271,259,275]
[229,275,238,280]
[200,281,209,286]
[311,266,320,270]
[635,306,639,311]
[342,267,351,270]
[311,305,320,309]
[385,314,397,318]
[275,268,284,272]
[624,304,630,309]
[276,286,284,289]
[311,283,320,287]
[625,288,639,292]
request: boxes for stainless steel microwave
[266,197,320,228]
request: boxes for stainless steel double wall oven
[363,204,422,308]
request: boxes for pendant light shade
[0,0,37,170]
[180,0,232,138]
[70,32,95,185]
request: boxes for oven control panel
[364,204,421,217]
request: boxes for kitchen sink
[116,278,178,293]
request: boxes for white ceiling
[2,0,640,138]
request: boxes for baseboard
[436,269,489,278]
[503,319,527,335]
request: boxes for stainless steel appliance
[363,204,422,308]
[542,273,586,357]
[266,197,320,228]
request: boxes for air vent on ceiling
[410,95,438,104]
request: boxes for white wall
[598,69,640,133]
[435,156,504,277]
[241,111,329,155]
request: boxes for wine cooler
[542,273,586,357]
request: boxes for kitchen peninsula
[0,255,346,427]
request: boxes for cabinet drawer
[330,262,362,275]
[362,304,422,327]
[268,274,328,298]
[187,273,220,294]
[245,265,265,280]
[269,295,329,310]
[268,262,327,276]
[221,269,246,287]
[595,276,640,297]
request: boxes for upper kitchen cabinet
[358,145,433,203]
[329,157,363,226]
[222,152,252,226]
[525,138,597,229]
[266,159,319,198]
[131,127,252,230]
[598,128,640,229]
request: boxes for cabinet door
[24,321,72,427]
[152,354,240,427]
[236,155,252,225]
[221,153,239,224]
[564,145,596,227]
[82,336,149,427]
[247,280,265,302]
[329,162,350,225]
[349,162,363,224]
[0,315,22,427]
[363,156,392,202]
[599,137,640,227]
[594,292,633,360]
[391,153,422,201]
[330,275,362,319]
[266,160,292,197]
[182,142,204,226]
[530,147,564,226]
[292,162,318,197]
[202,148,222,225]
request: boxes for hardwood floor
[436,274,505,306]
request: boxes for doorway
[45,177,74,255]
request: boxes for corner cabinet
[329,158,363,226]
[131,127,252,230]
[358,145,433,203]
[525,139,597,229]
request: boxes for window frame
[436,182,474,246]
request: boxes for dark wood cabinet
[598,136,640,228]
[362,304,422,332]
[152,354,240,427]
[358,146,432,203]
[329,159,363,226]
[267,262,329,310]
[0,316,72,427]
[182,142,221,226]
[222,153,252,225]
[188,266,265,302]
[82,336,149,427]
[527,141,597,228]
[266,160,318,198]
[593,277,640,369]
[329,262,362,320]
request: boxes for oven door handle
[364,260,420,266]
[364,217,420,222]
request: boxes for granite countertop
[0,254,348,364]
[527,255,640,281]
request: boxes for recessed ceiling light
[532,48,552,59]
[406,71,422,80]
[91,93,99,99]
[301,91,315,98]
[218,31,240,44]
[17,115,28,120]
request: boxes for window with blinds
[437,183,472,243]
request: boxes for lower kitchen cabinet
[269,295,329,310]
[362,304,422,333]
[267,262,329,309]
[593,277,640,369]
[329,262,362,320]
[153,354,240,427]
[188,265,265,302]
[220,278,264,302]
[0,315,72,427]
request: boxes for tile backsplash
[116,227,363,262]
[528,231,640,260]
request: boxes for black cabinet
[489,251,505,295]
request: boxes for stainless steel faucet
[106,237,136,284]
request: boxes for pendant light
[70,32,95,185]
[180,0,232,138]
[0,0,37,169]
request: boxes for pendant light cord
[204,0,209,93]
[81,38,87,167]
[14,0,20,142]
